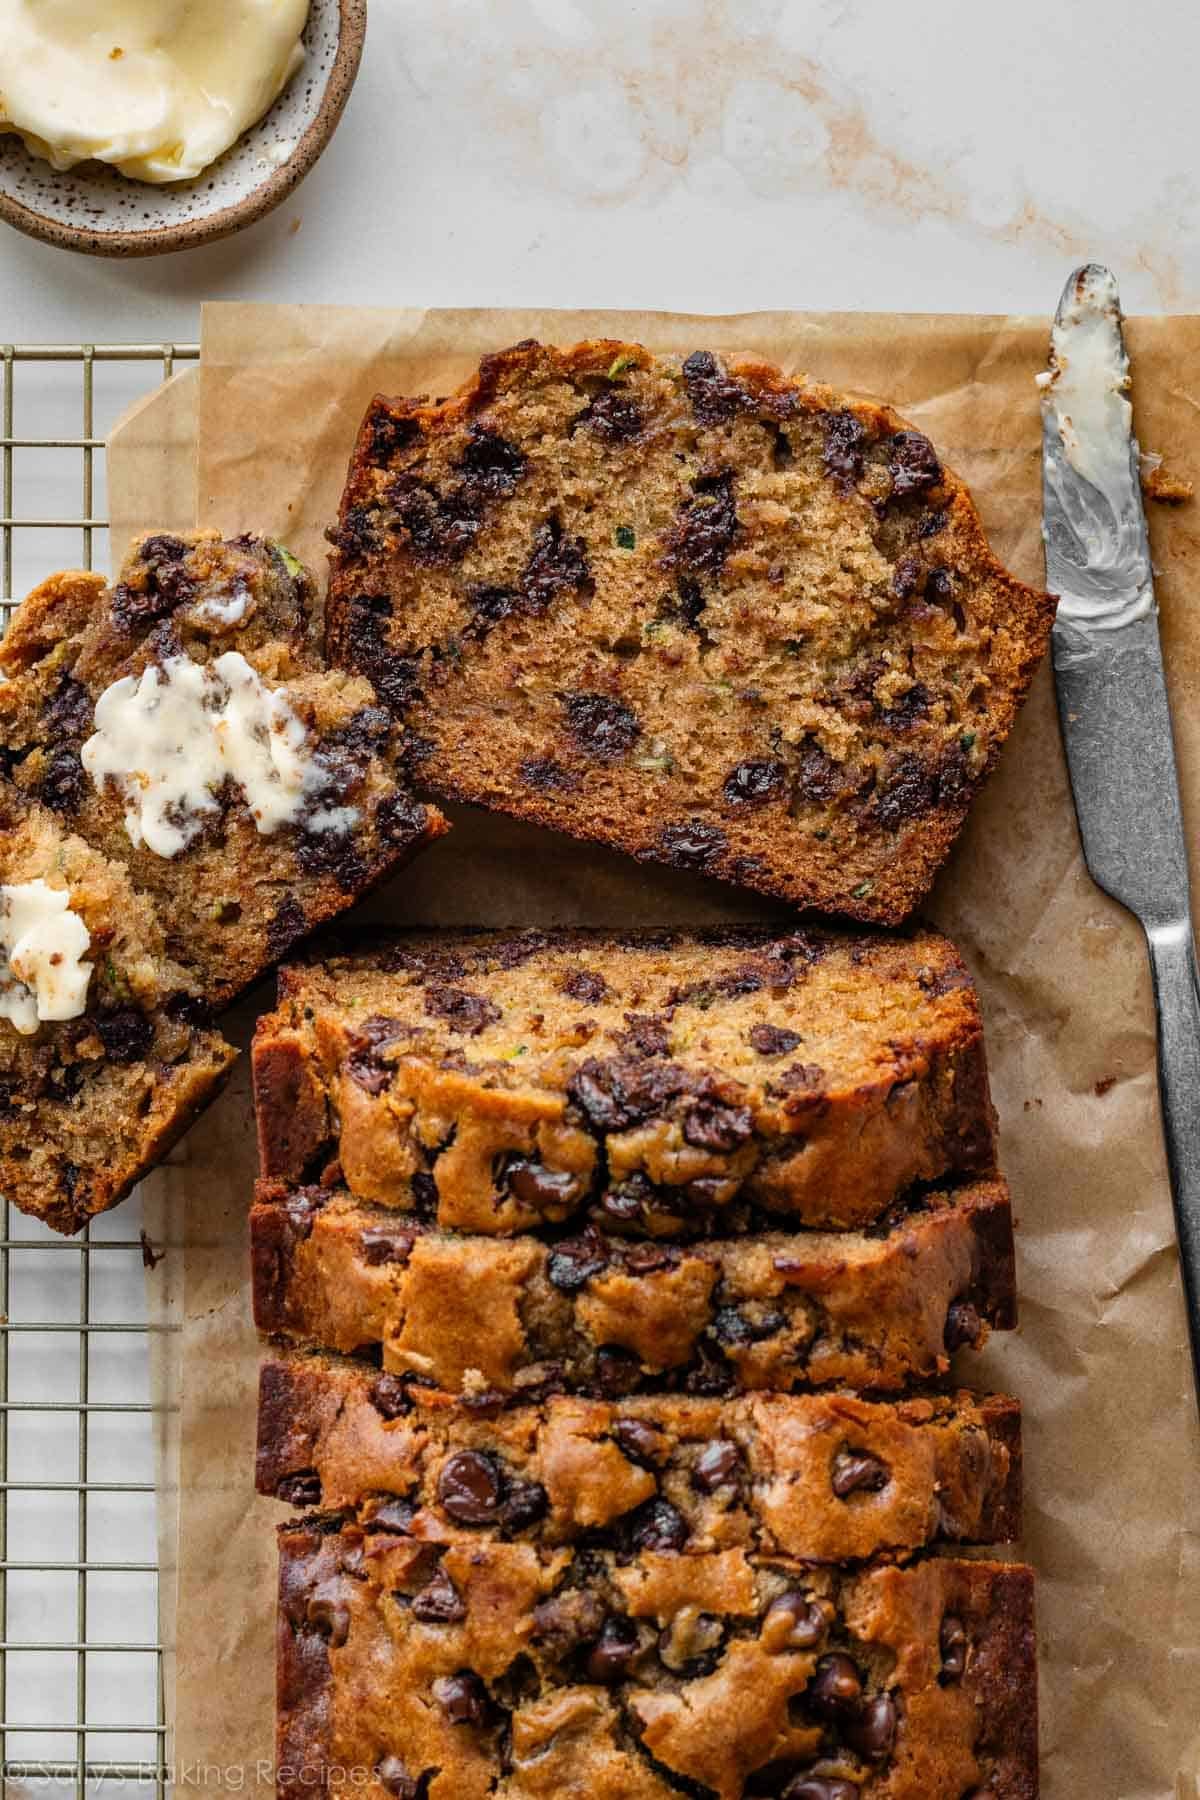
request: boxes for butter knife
[1041,262,1200,1396]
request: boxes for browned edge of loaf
[254,1352,1023,1548]
[328,339,1056,926]
[34,1039,239,1236]
[274,1528,1039,1800]
[249,924,998,1223]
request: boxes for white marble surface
[0,0,1198,342]
[0,0,1194,1786]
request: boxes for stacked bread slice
[250,927,1036,1798]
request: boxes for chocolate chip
[682,1096,753,1152]
[346,1015,408,1093]
[961,1790,997,1800]
[410,1171,439,1217]
[683,1340,735,1396]
[424,985,502,1036]
[823,408,867,493]
[369,1498,416,1534]
[783,1778,860,1800]
[723,759,785,806]
[96,1009,154,1064]
[532,1589,607,1652]
[891,554,924,600]
[375,1755,422,1799]
[38,745,86,814]
[499,1478,549,1530]
[436,1451,504,1524]
[594,1345,643,1398]
[622,1241,680,1275]
[888,430,942,499]
[520,755,576,791]
[926,567,956,605]
[370,1374,412,1421]
[433,1670,489,1726]
[710,1305,786,1346]
[306,1596,350,1647]
[944,1299,983,1353]
[575,390,644,442]
[749,1023,803,1057]
[295,826,369,895]
[874,754,937,829]
[40,674,93,739]
[562,692,641,759]
[504,1157,579,1213]
[615,1013,671,1058]
[681,350,749,423]
[138,533,188,566]
[412,1566,466,1623]
[266,894,307,960]
[375,792,429,846]
[547,1230,610,1292]
[584,1615,640,1684]
[521,517,591,611]
[878,681,932,733]
[831,1451,889,1498]
[614,1417,665,1468]
[762,1592,825,1653]
[389,474,479,566]
[629,1497,689,1552]
[918,507,949,539]
[940,1614,967,1681]
[460,424,526,496]
[657,820,728,870]
[561,968,610,1005]
[808,1652,863,1717]
[692,1440,740,1492]
[368,407,421,464]
[661,469,740,576]
[846,1692,898,1762]
[277,1470,322,1508]
[360,1226,415,1267]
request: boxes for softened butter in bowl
[0,0,310,183]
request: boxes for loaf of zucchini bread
[252,927,996,1235]
[251,1177,1015,1398]
[326,339,1054,924]
[0,533,446,1229]
[257,1356,1022,1560]
[276,1522,1037,1798]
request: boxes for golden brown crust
[250,1177,1016,1398]
[326,340,1055,924]
[257,1355,1022,1559]
[252,926,998,1235]
[275,1528,1037,1798]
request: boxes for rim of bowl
[0,0,366,259]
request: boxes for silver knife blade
[1042,264,1200,1405]
[1041,263,1191,931]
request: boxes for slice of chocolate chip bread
[0,787,236,1232]
[252,927,995,1234]
[277,1525,1037,1799]
[326,339,1054,924]
[258,1356,1022,1560]
[0,532,447,1009]
[251,1178,1015,1398]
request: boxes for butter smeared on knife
[1041,263,1200,1408]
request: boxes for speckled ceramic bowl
[0,0,365,258]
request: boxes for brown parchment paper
[109,303,1200,1798]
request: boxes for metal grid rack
[1,343,199,1797]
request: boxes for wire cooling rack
[1,343,199,1797]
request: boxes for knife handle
[1147,917,1200,1398]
